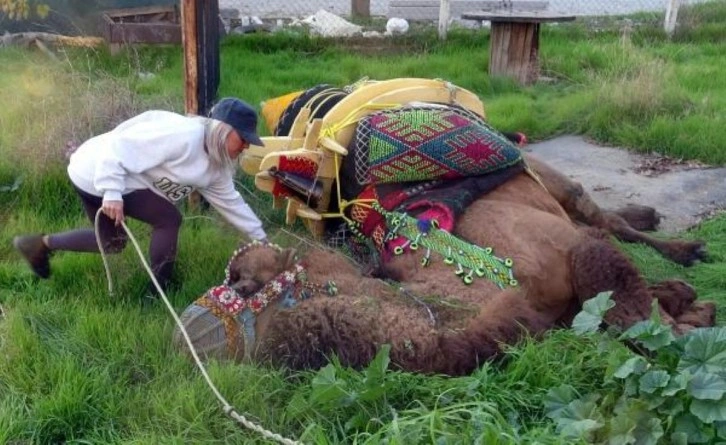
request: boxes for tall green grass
[1,2,726,443]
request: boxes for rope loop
[95,208,304,445]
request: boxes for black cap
[210,98,265,147]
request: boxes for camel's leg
[525,154,706,266]
[676,301,716,330]
[570,235,679,330]
[613,204,662,232]
[648,279,697,318]
[436,289,556,375]
[648,280,716,329]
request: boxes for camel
[173,79,715,375]
[175,159,715,376]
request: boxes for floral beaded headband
[223,239,283,287]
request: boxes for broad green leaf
[616,399,664,445]
[658,398,685,417]
[310,364,348,406]
[572,291,614,335]
[614,356,649,379]
[560,419,603,441]
[670,432,688,445]
[608,414,636,445]
[573,311,604,336]
[632,417,664,445]
[361,345,391,401]
[716,420,726,439]
[359,385,387,403]
[285,392,310,418]
[554,394,603,440]
[364,344,391,384]
[344,411,370,432]
[622,320,655,339]
[691,398,726,424]
[649,298,662,325]
[621,320,675,351]
[624,377,639,396]
[663,372,691,397]
[643,393,667,411]
[679,328,726,378]
[544,384,579,420]
[689,373,726,400]
[674,414,710,444]
[639,370,670,394]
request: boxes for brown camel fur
[222,166,716,376]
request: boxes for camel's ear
[278,248,298,269]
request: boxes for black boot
[13,234,52,278]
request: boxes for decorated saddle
[242,78,527,287]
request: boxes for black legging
[47,186,183,290]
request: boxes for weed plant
[1,2,725,443]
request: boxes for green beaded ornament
[370,202,517,289]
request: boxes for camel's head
[226,242,298,297]
[173,241,299,362]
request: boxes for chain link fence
[220,0,711,18]
[216,0,717,33]
[0,0,719,37]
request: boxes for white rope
[94,208,304,445]
[94,209,115,297]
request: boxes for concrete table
[461,10,575,85]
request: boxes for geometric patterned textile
[349,105,522,187]
[344,162,525,259]
[271,155,319,200]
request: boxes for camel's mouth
[228,280,265,299]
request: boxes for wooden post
[181,0,198,115]
[438,0,450,40]
[197,0,220,115]
[489,22,539,84]
[183,0,222,210]
[664,0,681,37]
[351,0,370,18]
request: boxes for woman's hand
[102,200,125,226]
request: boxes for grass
[1,2,726,443]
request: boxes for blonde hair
[193,116,235,173]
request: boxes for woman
[13,97,267,295]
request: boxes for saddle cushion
[344,104,522,198]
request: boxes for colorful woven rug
[345,105,522,193]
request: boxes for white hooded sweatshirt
[67,110,266,240]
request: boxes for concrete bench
[387,0,548,21]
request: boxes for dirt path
[526,136,726,233]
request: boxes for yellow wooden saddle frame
[239,78,487,239]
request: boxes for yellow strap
[320,102,402,140]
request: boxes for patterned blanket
[341,104,522,201]
[345,163,524,260]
